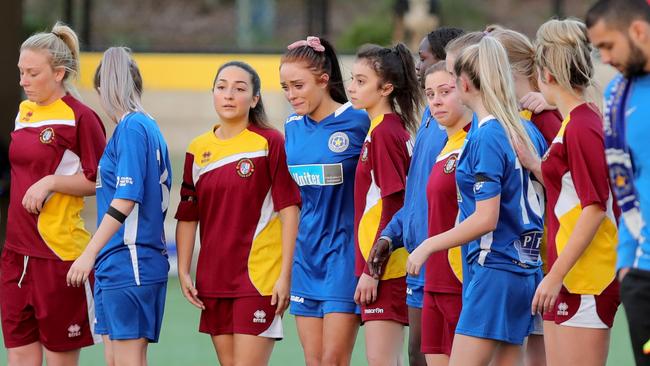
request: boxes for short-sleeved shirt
[175,124,301,298]
[541,103,618,295]
[424,126,468,294]
[456,115,547,275]
[285,102,370,301]
[521,109,563,147]
[354,113,411,279]
[381,106,448,286]
[95,112,172,289]
[6,95,106,260]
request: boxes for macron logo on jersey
[364,307,384,314]
[289,164,344,186]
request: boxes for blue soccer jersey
[95,112,172,289]
[286,102,370,301]
[456,115,547,275]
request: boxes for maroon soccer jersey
[354,113,411,279]
[529,109,562,147]
[175,125,301,298]
[424,127,466,294]
[541,103,618,296]
[6,95,106,260]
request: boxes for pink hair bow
[287,36,325,52]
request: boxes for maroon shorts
[421,291,462,355]
[199,296,282,339]
[0,248,99,351]
[542,284,620,329]
[361,277,408,325]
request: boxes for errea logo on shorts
[290,295,305,303]
[364,307,384,314]
[253,310,267,323]
[557,302,569,316]
[68,324,81,338]
[406,287,413,295]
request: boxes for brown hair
[281,37,347,104]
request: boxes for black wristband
[106,205,127,224]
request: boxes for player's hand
[520,92,555,114]
[406,240,433,276]
[531,271,563,315]
[513,135,541,172]
[367,238,391,279]
[22,175,53,214]
[354,273,379,306]
[618,267,631,282]
[179,272,204,310]
[271,273,290,316]
[66,251,96,287]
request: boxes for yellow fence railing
[79,53,283,92]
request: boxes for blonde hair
[21,21,80,97]
[454,36,536,153]
[445,32,485,57]
[94,47,146,123]
[535,18,594,95]
[490,29,538,91]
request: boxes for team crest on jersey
[236,158,255,178]
[328,132,350,153]
[360,142,370,162]
[444,154,458,174]
[22,110,34,122]
[39,127,55,144]
[201,150,212,164]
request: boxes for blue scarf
[603,75,645,244]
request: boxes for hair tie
[287,36,325,52]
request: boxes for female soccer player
[280,37,370,366]
[490,27,563,366]
[66,47,171,366]
[368,28,464,366]
[420,61,472,366]
[1,22,105,366]
[516,19,620,366]
[407,36,547,366]
[175,61,300,365]
[347,42,420,365]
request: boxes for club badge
[328,132,349,153]
[360,142,370,162]
[444,154,458,174]
[39,127,55,144]
[236,158,255,178]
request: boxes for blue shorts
[456,264,539,345]
[406,283,424,309]
[289,295,358,318]
[94,282,167,342]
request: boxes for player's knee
[304,354,321,366]
[321,350,348,366]
[7,347,42,366]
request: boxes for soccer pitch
[0,276,635,365]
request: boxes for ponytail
[281,36,347,104]
[21,21,81,98]
[455,37,536,154]
[94,47,146,123]
[356,43,422,134]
